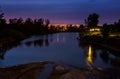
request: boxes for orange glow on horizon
[49,24,80,27]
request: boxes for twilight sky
[0,0,120,24]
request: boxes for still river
[0,33,119,68]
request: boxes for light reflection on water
[86,45,93,68]
[0,33,120,68]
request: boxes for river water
[0,33,119,68]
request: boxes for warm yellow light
[86,45,93,68]
[89,28,101,36]
[90,28,100,32]
[95,28,100,31]
[90,29,95,31]
[109,33,120,37]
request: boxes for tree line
[79,13,120,38]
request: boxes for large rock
[54,65,68,74]
[0,62,53,79]
[58,69,86,79]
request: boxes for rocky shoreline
[0,62,120,79]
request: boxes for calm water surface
[0,33,119,68]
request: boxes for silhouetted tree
[38,18,44,26]
[9,18,18,24]
[44,19,50,33]
[114,19,120,32]
[45,19,50,27]
[101,23,110,38]
[0,7,6,25]
[17,18,23,25]
[79,24,85,32]
[25,18,33,25]
[86,13,99,28]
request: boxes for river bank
[79,36,120,54]
[0,62,120,79]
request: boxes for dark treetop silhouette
[85,13,99,28]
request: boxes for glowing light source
[90,28,100,32]
[89,28,101,36]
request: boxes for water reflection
[0,51,5,60]
[0,33,120,68]
[99,49,120,67]
[78,38,120,68]
[86,45,94,68]
[24,33,67,47]
[25,37,41,47]
[56,34,66,43]
[0,33,67,62]
[84,45,97,68]
[111,57,120,67]
[24,36,50,47]
[0,42,21,60]
[2,33,81,67]
[25,39,50,47]
[100,50,110,64]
